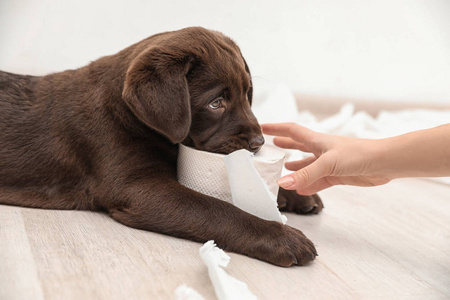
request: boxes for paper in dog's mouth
[177,143,287,224]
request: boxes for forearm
[373,124,450,179]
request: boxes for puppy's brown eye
[209,98,223,110]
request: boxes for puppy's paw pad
[277,188,324,215]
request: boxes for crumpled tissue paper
[175,284,205,300]
[177,144,287,224]
[175,241,257,300]
[199,241,257,300]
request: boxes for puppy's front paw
[246,223,317,267]
[277,188,324,214]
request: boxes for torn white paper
[225,149,287,224]
[177,144,287,223]
[199,240,257,300]
[175,284,205,300]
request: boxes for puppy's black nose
[249,136,265,152]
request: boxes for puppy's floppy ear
[122,46,195,144]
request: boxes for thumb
[277,158,328,190]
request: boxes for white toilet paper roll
[177,144,287,224]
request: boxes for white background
[1,0,449,105]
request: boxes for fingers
[285,156,317,171]
[262,123,314,142]
[279,173,334,195]
[263,123,337,194]
[295,178,334,195]
[277,156,331,192]
[273,137,312,152]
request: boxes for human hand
[261,123,391,195]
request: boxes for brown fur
[0,27,322,267]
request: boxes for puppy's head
[122,27,264,154]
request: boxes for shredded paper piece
[225,150,287,224]
[175,241,257,300]
[199,241,257,300]
[175,284,205,300]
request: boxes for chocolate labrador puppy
[0,27,323,266]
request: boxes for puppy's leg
[107,178,317,267]
[0,188,77,210]
[0,185,96,210]
[277,188,324,215]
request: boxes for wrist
[371,126,450,179]
[367,137,403,180]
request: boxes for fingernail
[277,176,295,188]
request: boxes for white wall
[1,0,449,104]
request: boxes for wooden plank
[1,177,449,299]
[0,206,44,300]
[310,178,450,298]
[20,209,216,300]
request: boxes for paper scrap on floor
[175,241,257,300]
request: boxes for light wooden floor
[1,177,449,300]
